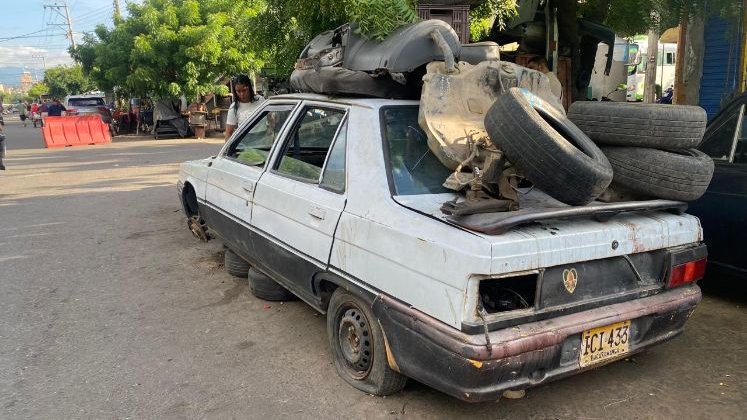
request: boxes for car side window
[382,106,451,195]
[274,107,346,184]
[701,111,739,161]
[734,119,747,164]
[320,119,347,193]
[225,106,294,167]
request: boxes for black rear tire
[224,248,250,278]
[327,289,407,396]
[485,88,613,205]
[247,268,297,301]
[568,102,707,149]
[601,146,714,201]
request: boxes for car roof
[65,95,105,100]
[267,93,418,108]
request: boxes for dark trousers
[0,134,5,167]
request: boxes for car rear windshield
[381,106,451,195]
[68,98,105,107]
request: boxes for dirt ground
[0,120,745,419]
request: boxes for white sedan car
[178,94,705,402]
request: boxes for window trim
[727,104,745,163]
[319,116,349,194]
[221,102,300,167]
[269,104,349,186]
[379,104,453,197]
[701,104,744,163]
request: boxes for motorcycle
[658,86,674,104]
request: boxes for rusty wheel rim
[337,306,372,379]
[187,216,208,242]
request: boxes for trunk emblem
[563,268,578,293]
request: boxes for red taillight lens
[66,108,78,115]
[667,258,707,288]
[98,106,110,114]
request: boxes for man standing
[0,114,6,170]
[31,101,40,127]
[527,56,563,101]
[47,98,67,116]
[17,102,29,127]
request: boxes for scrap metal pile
[291,20,714,216]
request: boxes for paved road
[1,119,745,418]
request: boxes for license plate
[579,320,631,368]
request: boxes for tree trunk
[644,28,659,103]
[554,0,579,100]
[674,12,688,104]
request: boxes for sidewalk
[114,129,225,143]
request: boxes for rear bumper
[372,285,701,402]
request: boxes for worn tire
[327,289,407,396]
[602,146,714,201]
[247,268,297,301]
[224,248,250,278]
[568,102,707,149]
[485,88,613,205]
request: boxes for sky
[0,0,123,86]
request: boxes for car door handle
[308,207,326,220]
[242,184,254,193]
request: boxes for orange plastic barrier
[42,115,112,148]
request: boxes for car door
[692,104,747,273]
[250,104,349,301]
[203,103,297,256]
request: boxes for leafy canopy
[582,0,743,36]
[72,0,262,99]
[43,65,95,98]
[26,82,50,101]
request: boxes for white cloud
[0,46,74,69]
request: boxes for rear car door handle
[308,207,326,220]
[242,184,254,193]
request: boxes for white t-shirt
[226,96,265,127]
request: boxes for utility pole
[644,27,659,103]
[31,55,47,82]
[44,2,76,49]
[674,12,688,104]
[32,55,47,70]
[113,0,121,21]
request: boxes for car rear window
[68,98,105,107]
[381,106,451,195]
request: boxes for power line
[0,34,69,43]
[0,29,50,42]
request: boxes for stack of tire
[224,248,297,301]
[483,88,713,206]
[485,88,614,206]
[567,101,713,202]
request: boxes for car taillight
[98,106,110,114]
[67,108,78,115]
[667,258,707,288]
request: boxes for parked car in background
[63,94,114,127]
[690,94,747,278]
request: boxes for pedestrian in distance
[224,74,265,141]
[31,101,41,128]
[17,102,29,127]
[46,98,66,117]
[0,114,6,170]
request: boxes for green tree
[26,82,50,101]
[72,0,263,100]
[43,65,96,98]
[579,0,740,35]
